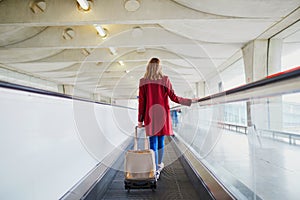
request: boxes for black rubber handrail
[0,80,136,110]
[1,66,299,107]
[197,66,300,103]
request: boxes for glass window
[281,23,300,71]
[206,57,246,95]
[283,93,300,134]
[221,58,246,91]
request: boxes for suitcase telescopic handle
[134,125,149,150]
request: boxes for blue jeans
[149,136,165,170]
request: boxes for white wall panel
[0,88,136,200]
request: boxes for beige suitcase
[124,126,157,191]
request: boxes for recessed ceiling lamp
[30,0,47,13]
[118,61,125,66]
[131,26,143,38]
[136,46,146,53]
[77,0,90,10]
[94,24,107,38]
[124,0,140,12]
[62,28,75,40]
[81,48,91,56]
[109,47,117,55]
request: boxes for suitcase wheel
[124,180,156,192]
[151,182,156,191]
[125,184,130,192]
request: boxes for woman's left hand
[191,98,199,103]
[138,121,143,128]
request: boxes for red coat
[138,76,192,136]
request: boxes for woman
[138,57,198,179]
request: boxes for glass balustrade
[175,85,300,199]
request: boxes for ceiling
[0,0,299,101]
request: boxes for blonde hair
[144,57,163,80]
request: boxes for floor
[100,138,207,200]
[177,124,300,200]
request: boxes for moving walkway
[1,67,299,200]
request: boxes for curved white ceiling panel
[173,0,300,18]
[0,49,62,63]
[199,43,243,58]
[0,1,298,100]
[36,71,80,78]
[161,19,275,44]
[161,19,276,43]
[0,26,45,46]
[163,43,242,58]
[165,58,225,69]
[8,63,77,73]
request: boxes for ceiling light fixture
[77,0,90,10]
[131,26,143,37]
[136,46,146,53]
[30,0,47,13]
[109,47,117,55]
[94,24,107,38]
[118,61,125,66]
[81,48,91,56]
[124,0,140,12]
[62,28,75,40]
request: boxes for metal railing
[259,129,300,145]
[218,122,248,134]
[217,122,300,145]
